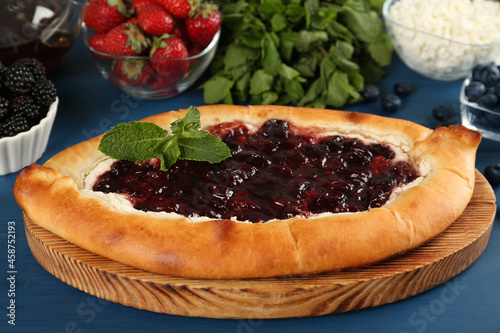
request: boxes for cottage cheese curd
[384,0,500,80]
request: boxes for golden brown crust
[13,105,481,279]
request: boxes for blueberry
[362,84,380,102]
[472,62,500,86]
[484,164,500,187]
[394,82,413,97]
[432,105,455,121]
[381,94,402,113]
[464,81,486,102]
[489,82,500,99]
[477,93,498,108]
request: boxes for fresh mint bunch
[205,0,392,108]
[98,106,232,170]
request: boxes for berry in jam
[92,119,419,223]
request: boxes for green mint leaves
[98,106,232,170]
[204,0,392,108]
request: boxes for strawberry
[137,4,174,36]
[130,0,156,16]
[170,19,190,44]
[147,72,181,92]
[149,36,189,79]
[84,0,130,33]
[104,23,150,55]
[126,17,140,25]
[112,59,153,86]
[155,0,197,19]
[89,32,111,59]
[89,32,107,53]
[185,2,221,47]
[188,42,205,56]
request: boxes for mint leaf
[304,0,320,29]
[250,69,274,95]
[279,31,299,61]
[270,13,287,32]
[327,71,350,108]
[98,106,231,171]
[295,30,328,53]
[262,34,281,76]
[340,4,381,43]
[203,75,234,104]
[170,106,206,138]
[224,44,260,70]
[155,136,180,170]
[367,34,393,67]
[258,0,285,19]
[98,122,168,161]
[178,136,231,163]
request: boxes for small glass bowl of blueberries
[460,62,500,142]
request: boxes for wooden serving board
[24,170,496,319]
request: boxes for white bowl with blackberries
[460,62,500,142]
[0,59,58,175]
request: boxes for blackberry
[4,63,35,95]
[31,78,57,106]
[11,96,42,125]
[0,96,9,122]
[0,62,7,86]
[24,58,47,81]
[1,113,31,137]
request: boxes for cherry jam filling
[92,119,419,223]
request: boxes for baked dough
[13,105,481,279]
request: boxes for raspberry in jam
[92,119,419,223]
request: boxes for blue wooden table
[1,35,499,333]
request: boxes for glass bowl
[460,77,500,142]
[81,22,220,100]
[383,0,500,81]
[0,0,84,73]
[0,99,58,175]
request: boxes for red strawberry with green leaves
[185,2,221,47]
[130,0,156,16]
[149,35,189,79]
[156,0,199,19]
[137,4,174,36]
[84,0,130,33]
[104,23,150,55]
[112,59,153,86]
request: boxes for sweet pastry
[14,105,481,279]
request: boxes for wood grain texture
[24,170,496,319]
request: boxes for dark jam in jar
[92,119,419,223]
[0,0,75,72]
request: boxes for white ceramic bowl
[0,99,58,175]
[383,0,500,81]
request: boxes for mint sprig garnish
[98,106,232,170]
